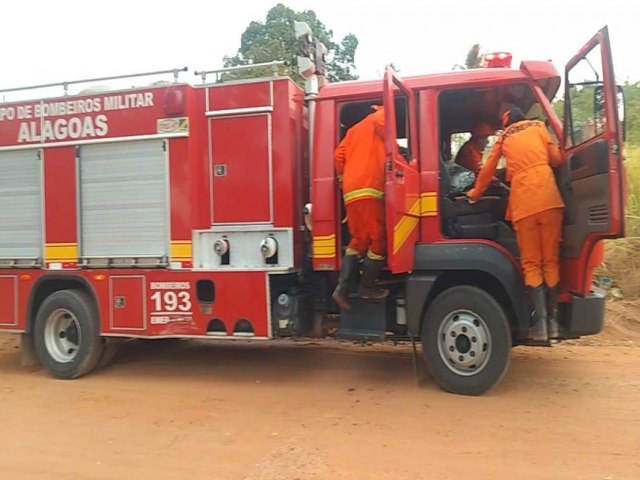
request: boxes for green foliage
[553,82,640,235]
[465,44,482,69]
[623,81,640,146]
[222,3,358,85]
[388,62,400,74]
[553,81,640,145]
[624,146,640,236]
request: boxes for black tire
[421,286,511,396]
[33,289,104,379]
[97,338,123,370]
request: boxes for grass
[624,145,640,236]
[594,144,640,298]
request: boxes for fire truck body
[0,77,306,341]
[0,27,625,394]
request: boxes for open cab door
[560,26,626,295]
[383,66,420,274]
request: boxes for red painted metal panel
[168,138,191,240]
[210,115,270,224]
[110,276,146,330]
[311,100,339,271]
[0,276,18,326]
[271,80,296,229]
[208,82,270,111]
[102,270,270,337]
[186,87,211,232]
[0,85,189,148]
[418,90,442,244]
[1,269,271,337]
[43,147,77,244]
[383,67,420,274]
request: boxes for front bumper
[561,288,606,338]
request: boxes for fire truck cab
[0,26,625,395]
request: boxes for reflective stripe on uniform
[366,250,385,261]
[343,188,384,204]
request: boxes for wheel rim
[44,308,81,363]
[437,309,491,376]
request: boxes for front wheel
[34,289,104,379]
[421,286,511,396]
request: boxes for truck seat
[439,159,506,240]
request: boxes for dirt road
[1,304,639,480]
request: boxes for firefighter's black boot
[332,254,359,310]
[357,256,389,300]
[546,284,560,339]
[527,285,548,343]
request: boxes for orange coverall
[335,108,386,260]
[468,120,565,287]
[455,140,483,174]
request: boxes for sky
[0,0,637,101]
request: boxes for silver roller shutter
[0,150,42,260]
[79,140,168,259]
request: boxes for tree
[388,62,400,73]
[465,44,482,69]
[552,81,640,146]
[222,4,359,85]
[452,44,482,70]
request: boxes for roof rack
[194,61,286,83]
[0,67,188,97]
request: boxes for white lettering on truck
[149,282,193,321]
[10,91,155,143]
[17,114,109,143]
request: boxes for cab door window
[565,46,605,148]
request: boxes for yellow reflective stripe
[420,192,437,217]
[314,247,335,255]
[313,234,335,246]
[171,241,192,260]
[45,243,78,262]
[367,250,385,261]
[345,248,361,256]
[313,235,336,258]
[344,188,384,203]
[393,199,421,255]
[314,253,337,259]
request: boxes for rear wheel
[34,290,104,379]
[421,286,511,395]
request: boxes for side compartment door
[383,66,420,274]
[560,26,625,295]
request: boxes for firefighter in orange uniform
[467,107,565,341]
[454,123,494,174]
[332,106,389,310]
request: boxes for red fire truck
[0,26,625,395]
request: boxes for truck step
[336,295,387,342]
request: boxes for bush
[624,145,640,236]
